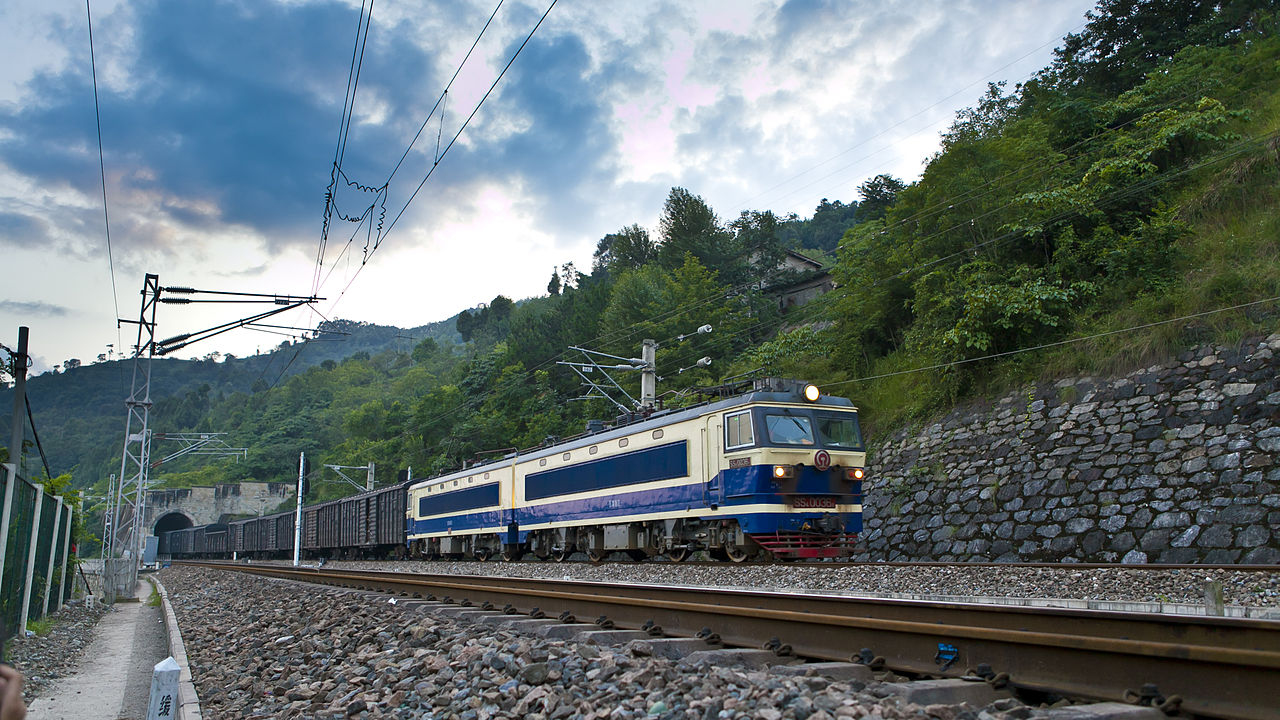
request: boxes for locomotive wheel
[501,547,524,562]
[552,547,572,562]
[587,548,607,563]
[666,547,690,563]
[474,547,492,562]
[724,544,751,563]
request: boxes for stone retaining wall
[857,333,1280,563]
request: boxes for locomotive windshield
[765,414,815,445]
[815,413,862,449]
[748,408,863,450]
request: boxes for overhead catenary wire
[822,295,1280,389]
[315,0,376,297]
[312,0,507,306]
[85,0,126,396]
[285,0,518,392]
[319,0,560,321]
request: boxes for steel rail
[184,562,1280,720]
[302,557,1280,571]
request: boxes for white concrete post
[19,484,44,632]
[57,503,74,610]
[293,451,304,567]
[41,495,63,616]
[147,656,180,719]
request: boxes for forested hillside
[5,0,1278,540]
[0,316,461,486]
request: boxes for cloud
[0,0,1099,369]
[0,0,444,257]
[0,299,70,317]
[0,210,50,247]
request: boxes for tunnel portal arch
[153,511,195,536]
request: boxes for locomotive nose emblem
[814,449,831,471]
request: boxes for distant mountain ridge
[0,314,462,482]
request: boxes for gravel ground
[4,599,108,704]
[163,565,1052,720]
[303,558,1280,608]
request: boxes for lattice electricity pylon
[105,274,320,599]
[107,273,160,598]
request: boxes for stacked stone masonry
[857,332,1280,564]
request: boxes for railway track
[185,561,1280,719]
[321,557,1280,571]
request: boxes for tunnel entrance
[154,512,194,554]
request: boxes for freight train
[162,378,866,562]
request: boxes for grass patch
[26,617,56,636]
[146,581,161,607]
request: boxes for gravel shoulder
[5,598,107,705]
[162,565,1054,720]
[299,559,1280,608]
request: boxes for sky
[0,0,1096,374]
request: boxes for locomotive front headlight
[802,384,821,402]
[846,467,865,480]
[773,465,795,479]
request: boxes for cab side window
[725,411,754,450]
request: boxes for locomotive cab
[713,381,866,558]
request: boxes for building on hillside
[762,249,836,312]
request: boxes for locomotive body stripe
[524,440,688,501]
[406,503,863,540]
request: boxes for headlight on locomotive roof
[846,467,865,480]
[773,465,796,479]
[803,384,821,402]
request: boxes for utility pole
[293,451,305,567]
[559,325,712,413]
[640,339,657,410]
[324,463,376,492]
[6,326,27,473]
[0,326,29,593]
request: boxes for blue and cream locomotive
[407,378,865,561]
[163,379,866,562]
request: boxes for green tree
[656,188,736,275]
[853,174,906,223]
[1046,0,1270,96]
[593,224,657,273]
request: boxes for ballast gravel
[162,566,1046,720]
[311,558,1280,609]
[4,599,108,704]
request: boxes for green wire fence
[1,466,75,643]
